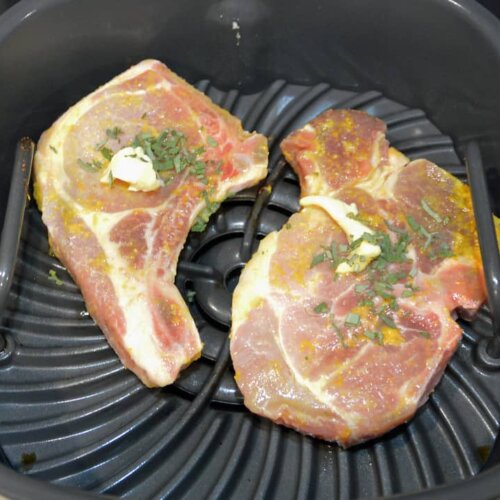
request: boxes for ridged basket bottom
[0,80,499,499]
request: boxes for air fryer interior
[0,0,500,499]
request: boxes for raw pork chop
[34,59,268,387]
[230,109,494,446]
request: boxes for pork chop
[34,59,268,387]
[230,109,493,446]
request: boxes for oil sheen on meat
[230,109,499,447]
[34,59,268,387]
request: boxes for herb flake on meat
[421,199,443,224]
[132,129,209,184]
[77,158,102,172]
[314,302,329,314]
[106,126,124,140]
[191,189,221,232]
[365,330,384,345]
[345,312,361,327]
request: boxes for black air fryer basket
[1,0,500,498]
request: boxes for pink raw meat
[34,59,268,387]
[230,109,493,446]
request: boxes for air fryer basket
[1,1,500,499]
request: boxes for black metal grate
[0,81,499,499]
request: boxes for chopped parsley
[331,317,347,347]
[106,126,124,140]
[314,302,329,314]
[206,136,218,147]
[77,158,102,172]
[49,145,58,154]
[99,146,114,161]
[354,284,370,294]
[310,253,327,268]
[374,279,393,295]
[48,269,63,286]
[384,219,406,234]
[365,330,384,345]
[191,189,221,232]
[310,241,350,270]
[421,199,443,224]
[405,214,435,249]
[380,312,397,328]
[345,312,361,327]
[308,201,456,347]
[186,290,196,303]
[430,242,454,260]
[359,298,375,308]
[132,129,207,181]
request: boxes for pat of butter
[100,146,163,192]
[300,196,381,273]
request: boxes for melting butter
[300,196,381,273]
[100,146,163,192]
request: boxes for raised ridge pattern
[0,81,499,499]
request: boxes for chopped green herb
[314,302,329,314]
[190,160,207,180]
[373,282,394,299]
[384,219,406,234]
[409,267,417,278]
[437,242,454,259]
[384,272,404,285]
[49,145,58,154]
[105,169,113,186]
[401,289,413,298]
[359,299,375,308]
[207,136,218,147]
[389,298,399,310]
[372,259,388,270]
[48,269,63,286]
[421,199,443,223]
[406,214,420,233]
[311,252,327,268]
[77,158,101,172]
[191,189,221,232]
[141,112,148,119]
[405,214,435,249]
[285,223,292,230]
[345,312,361,327]
[419,331,431,339]
[99,146,114,161]
[379,312,396,328]
[331,318,347,348]
[132,128,208,184]
[186,290,196,303]
[106,126,124,140]
[365,330,384,345]
[354,284,370,294]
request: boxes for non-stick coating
[0,1,500,499]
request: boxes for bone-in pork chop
[230,109,495,446]
[34,59,268,387]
